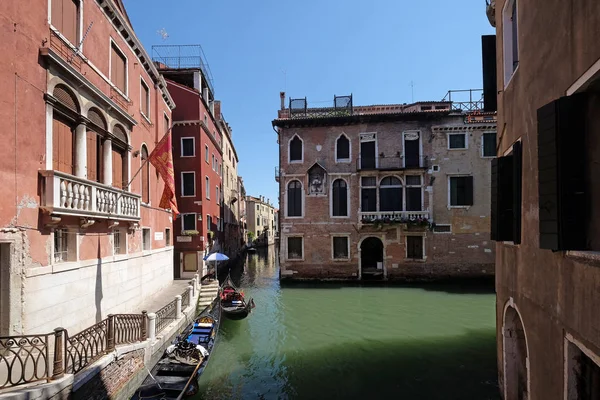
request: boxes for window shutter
[112,150,123,189]
[63,0,78,45]
[86,130,98,181]
[51,0,63,31]
[465,176,474,205]
[537,94,587,250]
[491,155,514,241]
[141,83,149,116]
[512,141,522,244]
[481,35,497,112]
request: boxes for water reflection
[199,245,499,400]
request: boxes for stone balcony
[39,170,141,222]
[359,211,430,223]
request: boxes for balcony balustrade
[357,155,429,171]
[40,170,141,221]
[359,211,430,223]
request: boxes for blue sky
[124,0,494,207]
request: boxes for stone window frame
[405,174,424,212]
[564,332,600,400]
[481,131,497,158]
[204,144,209,163]
[331,234,351,261]
[402,130,423,168]
[285,178,304,219]
[502,298,530,400]
[447,174,473,209]
[52,228,78,265]
[432,224,452,234]
[142,228,151,251]
[502,0,520,88]
[180,171,196,197]
[379,175,404,212]
[108,38,129,99]
[48,0,83,52]
[330,176,351,218]
[180,137,195,158]
[285,234,304,262]
[111,227,127,256]
[405,233,427,262]
[181,213,197,232]
[447,132,468,150]
[288,134,304,164]
[139,76,151,123]
[334,132,351,164]
[205,176,210,199]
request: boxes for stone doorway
[360,237,384,280]
[503,304,529,400]
[0,243,10,335]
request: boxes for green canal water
[195,248,499,400]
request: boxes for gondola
[131,299,221,400]
[219,275,255,320]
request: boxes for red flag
[148,132,179,216]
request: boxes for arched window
[289,135,303,162]
[379,176,402,211]
[141,145,149,203]
[52,85,79,175]
[332,179,348,216]
[86,108,106,182]
[287,180,302,217]
[336,134,350,161]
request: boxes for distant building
[246,196,276,247]
[0,0,176,335]
[157,46,224,278]
[486,0,600,398]
[273,92,496,281]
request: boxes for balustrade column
[194,274,200,292]
[102,138,113,186]
[188,285,194,303]
[74,121,87,178]
[148,313,156,341]
[51,328,65,380]
[175,295,182,319]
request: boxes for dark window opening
[333,237,349,259]
[182,138,194,157]
[336,135,350,160]
[450,176,474,206]
[332,179,348,216]
[380,176,402,211]
[491,141,522,243]
[407,236,424,259]
[449,134,467,149]
[287,180,302,217]
[182,214,196,231]
[290,136,302,161]
[483,132,497,157]
[182,172,195,196]
[287,237,302,259]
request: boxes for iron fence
[0,333,53,388]
[442,89,484,112]
[114,314,146,345]
[151,44,214,96]
[289,95,353,119]
[65,319,109,374]
[155,299,177,334]
[181,288,191,309]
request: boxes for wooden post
[107,315,115,351]
[141,311,148,340]
[51,328,65,380]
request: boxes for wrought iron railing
[0,333,54,388]
[442,89,484,112]
[114,314,146,345]
[356,155,429,170]
[155,299,177,334]
[181,288,191,309]
[289,95,353,119]
[65,319,109,374]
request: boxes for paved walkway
[136,279,195,313]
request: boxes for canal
[196,247,499,400]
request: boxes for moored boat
[131,300,221,399]
[220,275,255,320]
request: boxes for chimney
[214,100,221,119]
[193,71,201,92]
[203,87,209,103]
[209,101,215,116]
[280,92,285,110]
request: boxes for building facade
[158,55,224,279]
[487,1,600,399]
[273,93,496,281]
[0,0,176,335]
[246,196,277,247]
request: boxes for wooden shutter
[141,81,149,116]
[112,149,123,189]
[63,0,78,45]
[465,176,474,205]
[491,156,514,241]
[111,45,126,93]
[481,35,497,112]
[537,95,587,250]
[52,116,74,174]
[86,130,98,181]
[141,147,149,203]
[51,0,63,31]
[512,141,522,244]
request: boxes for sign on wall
[154,232,164,241]
[176,236,192,243]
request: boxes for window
[449,176,474,206]
[482,132,497,157]
[206,215,211,232]
[142,228,150,250]
[52,114,74,174]
[181,138,195,157]
[205,176,210,198]
[51,0,79,45]
[113,229,125,255]
[53,228,70,263]
[110,42,127,94]
[287,180,302,217]
[256,204,259,210]
[86,108,105,183]
[205,145,209,162]
[361,177,377,212]
[217,217,220,231]
[289,135,303,162]
[182,213,196,231]
[332,236,349,259]
[164,114,170,133]
[112,147,125,189]
[336,134,350,161]
[491,141,522,244]
[212,154,216,171]
[332,179,348,217]
[448,133,467,149]
[566,338,600,400]
[407,236,424,259]
[140,79,150,119]
[503,0,519,85]
[141,145,149,203]
[380,177,402,211]
[204,114,208,124]
[165,228,171,246]
[433,224,452,233]
[287,237,303,260]
[216,186,220,205]
[181,172,195,197]
[405,175,422,211]
[257,217,260,226]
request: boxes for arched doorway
[503,303,529,400]
[360,237,384,280]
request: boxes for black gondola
[131,299,221,400]
[219,275,255,320]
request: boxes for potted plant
[181,230,199,236]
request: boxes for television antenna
[69,21,93,62]
[157,28,169,40]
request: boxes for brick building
[273,92,496,281]
[246,196,277,247]
[155,48,224,278]
[0,0,176,335]
[486,0,600,398]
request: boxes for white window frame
[205,176,210,199]
[433,224,452,234]
[447,174,472,209]
[288,134,304,164]
[285,179,304,219]
[359,132,378,169]
[163,112,170,132]
[502,0,519,88]
[52,228,77,264]
[379,175,404,212]
[402,131,423,168]
[112,228,127,256]
[140,77,151,122]
[286,235,304,261]
[212,154,216,171]
[180,137,195,157]
[481,131,497,158]
[181,213,197,232]
[206,214,211,232]
[108,38,129,98]
[180,171,196,197]
[330,177,350,218]
[405,235,426,260]
[48,0,83,51]
[216,186,220,205]
[405,174,424,212]
[204,145,209,163]
[335,133,351,163]
[331,234,351,261]
[447,132,468,150]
